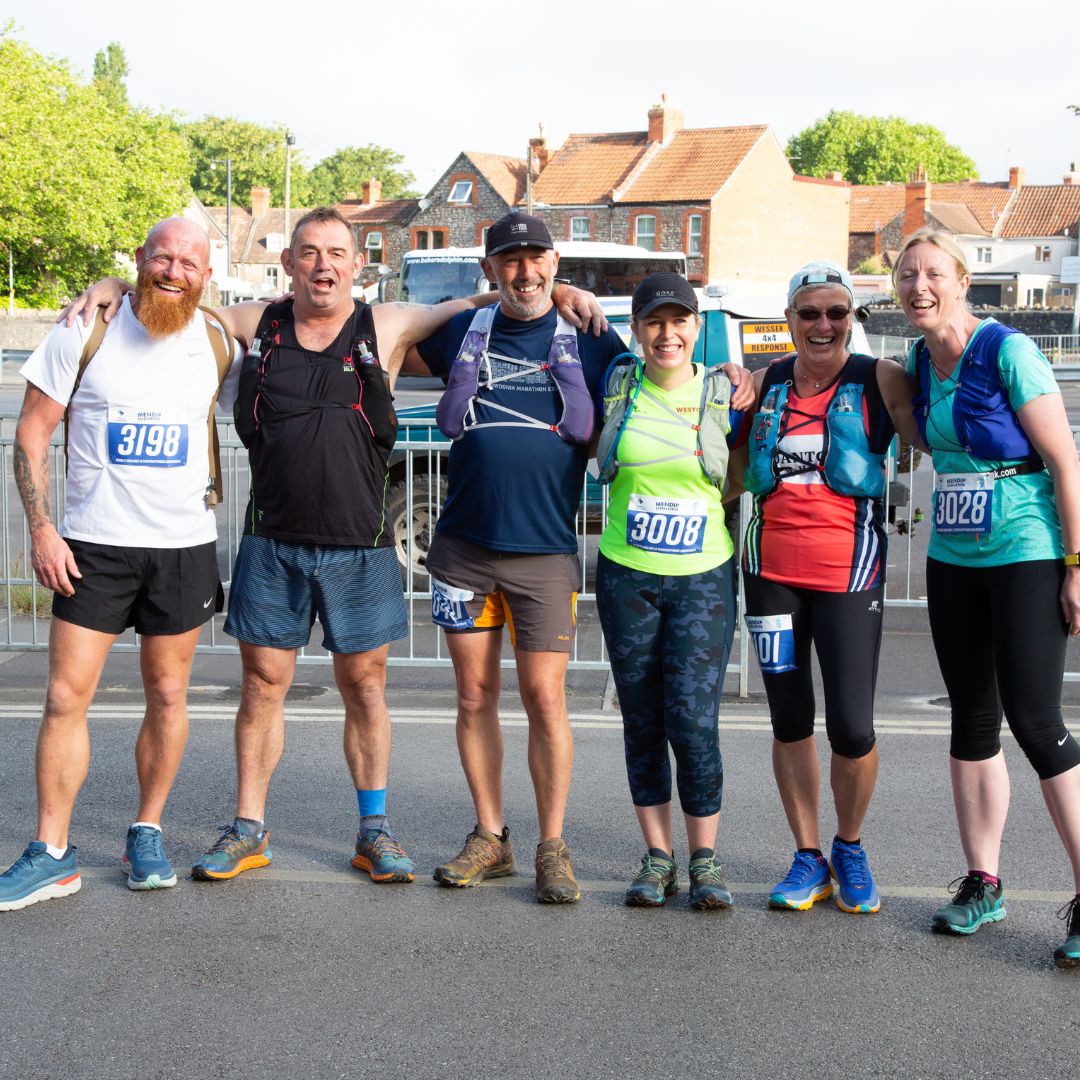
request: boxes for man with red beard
[0,217,241,911]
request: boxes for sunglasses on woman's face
[793,306,852,322]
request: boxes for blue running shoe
[0,842,81,911]
[624,850,678,907]
[351,829,415,883]
[122,825,177,891]
[932,873,1005,935]
[830,837,881,913]
[192,824,271,881]
[1054,896,1080,969]
[769,851,833,910]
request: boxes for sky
[5,0,1080,193]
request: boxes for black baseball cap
[485,211,554,256]
[631,272,698,319]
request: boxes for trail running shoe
[932,873,1005,935]
[830,837,881,913]
[433,824,514,887]
[0,842,81,911]
[688,851,733,911]
[122,825,177,891]
[1053,896,1080,969]
[535,837,580,904]
[624,850,678,907]
[351,828,415,883]
[768,851,833,910]
[191,824,271,881]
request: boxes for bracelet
[1065,553,1080,566]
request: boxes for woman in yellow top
[595,273,745,910]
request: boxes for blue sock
[358,789,387,834]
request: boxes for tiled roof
[930,182,1011,232]
[927,202,986,236]
[532,131,649,205]
[849,185,904,232]
[339,198,419,227]
[622,126,768,202]
[204,206,313,265]
[1000,185,1080,238]
[531,126,768,205]
[464,152,528,205]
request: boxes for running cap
[787,261,855,308]
[631,272,699,319]
[485,211,553,256]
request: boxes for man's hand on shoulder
[551,284,607,336]
[57,277,131,327]
[723,363,756,411]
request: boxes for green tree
[0,28,190,304]
[183,115,310,206]
[786,110,978,184]
[92,40,128,108]
[307,144,419,204]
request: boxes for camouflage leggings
[596,553,736,816]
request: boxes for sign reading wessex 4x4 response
[739,321,794,364]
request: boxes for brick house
[338,179,420,282]
[527,98,851,285]
[850,165,1080,308]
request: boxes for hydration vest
[435,305,594,444]
[234,299,394,452]
[912,319,1041,463]
[596,356,732,489]
[745,354,891,499]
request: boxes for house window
[365,231,384,264]
[635,215,657,251]
[413,229,447,251]
[448,180,474,204]
[976,247,992,264]
[265,232,284,253]
[570,216,591,242]
[481,226,490,245]
[264,266,279,289]
[1035,245,1052,262]
[687,214,702,256]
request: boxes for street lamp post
[283,130,296,287]
[209,158,233,284]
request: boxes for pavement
[1,609,1079,1080]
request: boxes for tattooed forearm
[13,443,53,531]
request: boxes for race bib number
[626,496,706,555]
[430,577,476,630]
[933,473,994,535]
[107,407,188,467]
[744,614,796,674]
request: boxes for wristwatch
[1066,553,1080,566]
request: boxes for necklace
[794,362,841,392]
[930,356,959,382]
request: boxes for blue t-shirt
[418,306,625,553]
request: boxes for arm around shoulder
[875,357,918,446]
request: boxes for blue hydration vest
[912,320,1039,463]
[745,354,891,499]
[435,306,595,444]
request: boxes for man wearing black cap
[408,211,627,904]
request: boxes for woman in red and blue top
[740,261,916,916]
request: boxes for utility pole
[283,130,296,288]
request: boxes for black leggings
[742,574,883,759]
[926,557,1080,780]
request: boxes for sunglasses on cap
[793,306,852,322]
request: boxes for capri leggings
[596,552,736,817]
[742,573,883,759]
[926,556,1080,780]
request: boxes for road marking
[72,864,1074,903]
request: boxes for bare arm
[1017,392,1080,634]
[57,276,131,326]
[14,384,80,595]
[875,357,918,446]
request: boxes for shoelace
[538,848,573,878]
[2,849,39,877]
[781,853,822,888]
[691,859,725,885]
[835,846,869,886]
[1057,896,1080,935]
[635,855,674,882]
[947,874,987,906]
[206,824,249,856]
[132,829,163,858]
[368,832,408,859]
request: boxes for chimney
[250,186,271,216]
[824,170,844,182]
[344,190,358,201]
[1064,163,1079,186]
[1009,165,1025,189]
[647,93,684,145]
[903,174,931,239]
[529,135,550,174]
[361,178,382,206]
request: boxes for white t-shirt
[21,296,242,548]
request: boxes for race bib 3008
[933,473,994,535]
[626,495,706,555]
[107,407,188,467]
[744,613,796,674]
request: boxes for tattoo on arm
[13,444,53,531]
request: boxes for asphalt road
[0,623,1078,1080]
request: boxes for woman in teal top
[595,273,743,910]
[896,228,1080,967]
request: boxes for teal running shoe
[1054,896,1080,970]
[624,849,678,907]
[122,825,177,890]
[688,850,733,910]
[932,873,1005,935]
[0,842,81,911]
[768,851,833,910]
[351,829,415,883]
[192,824,271,881]
[830,837,881,913]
